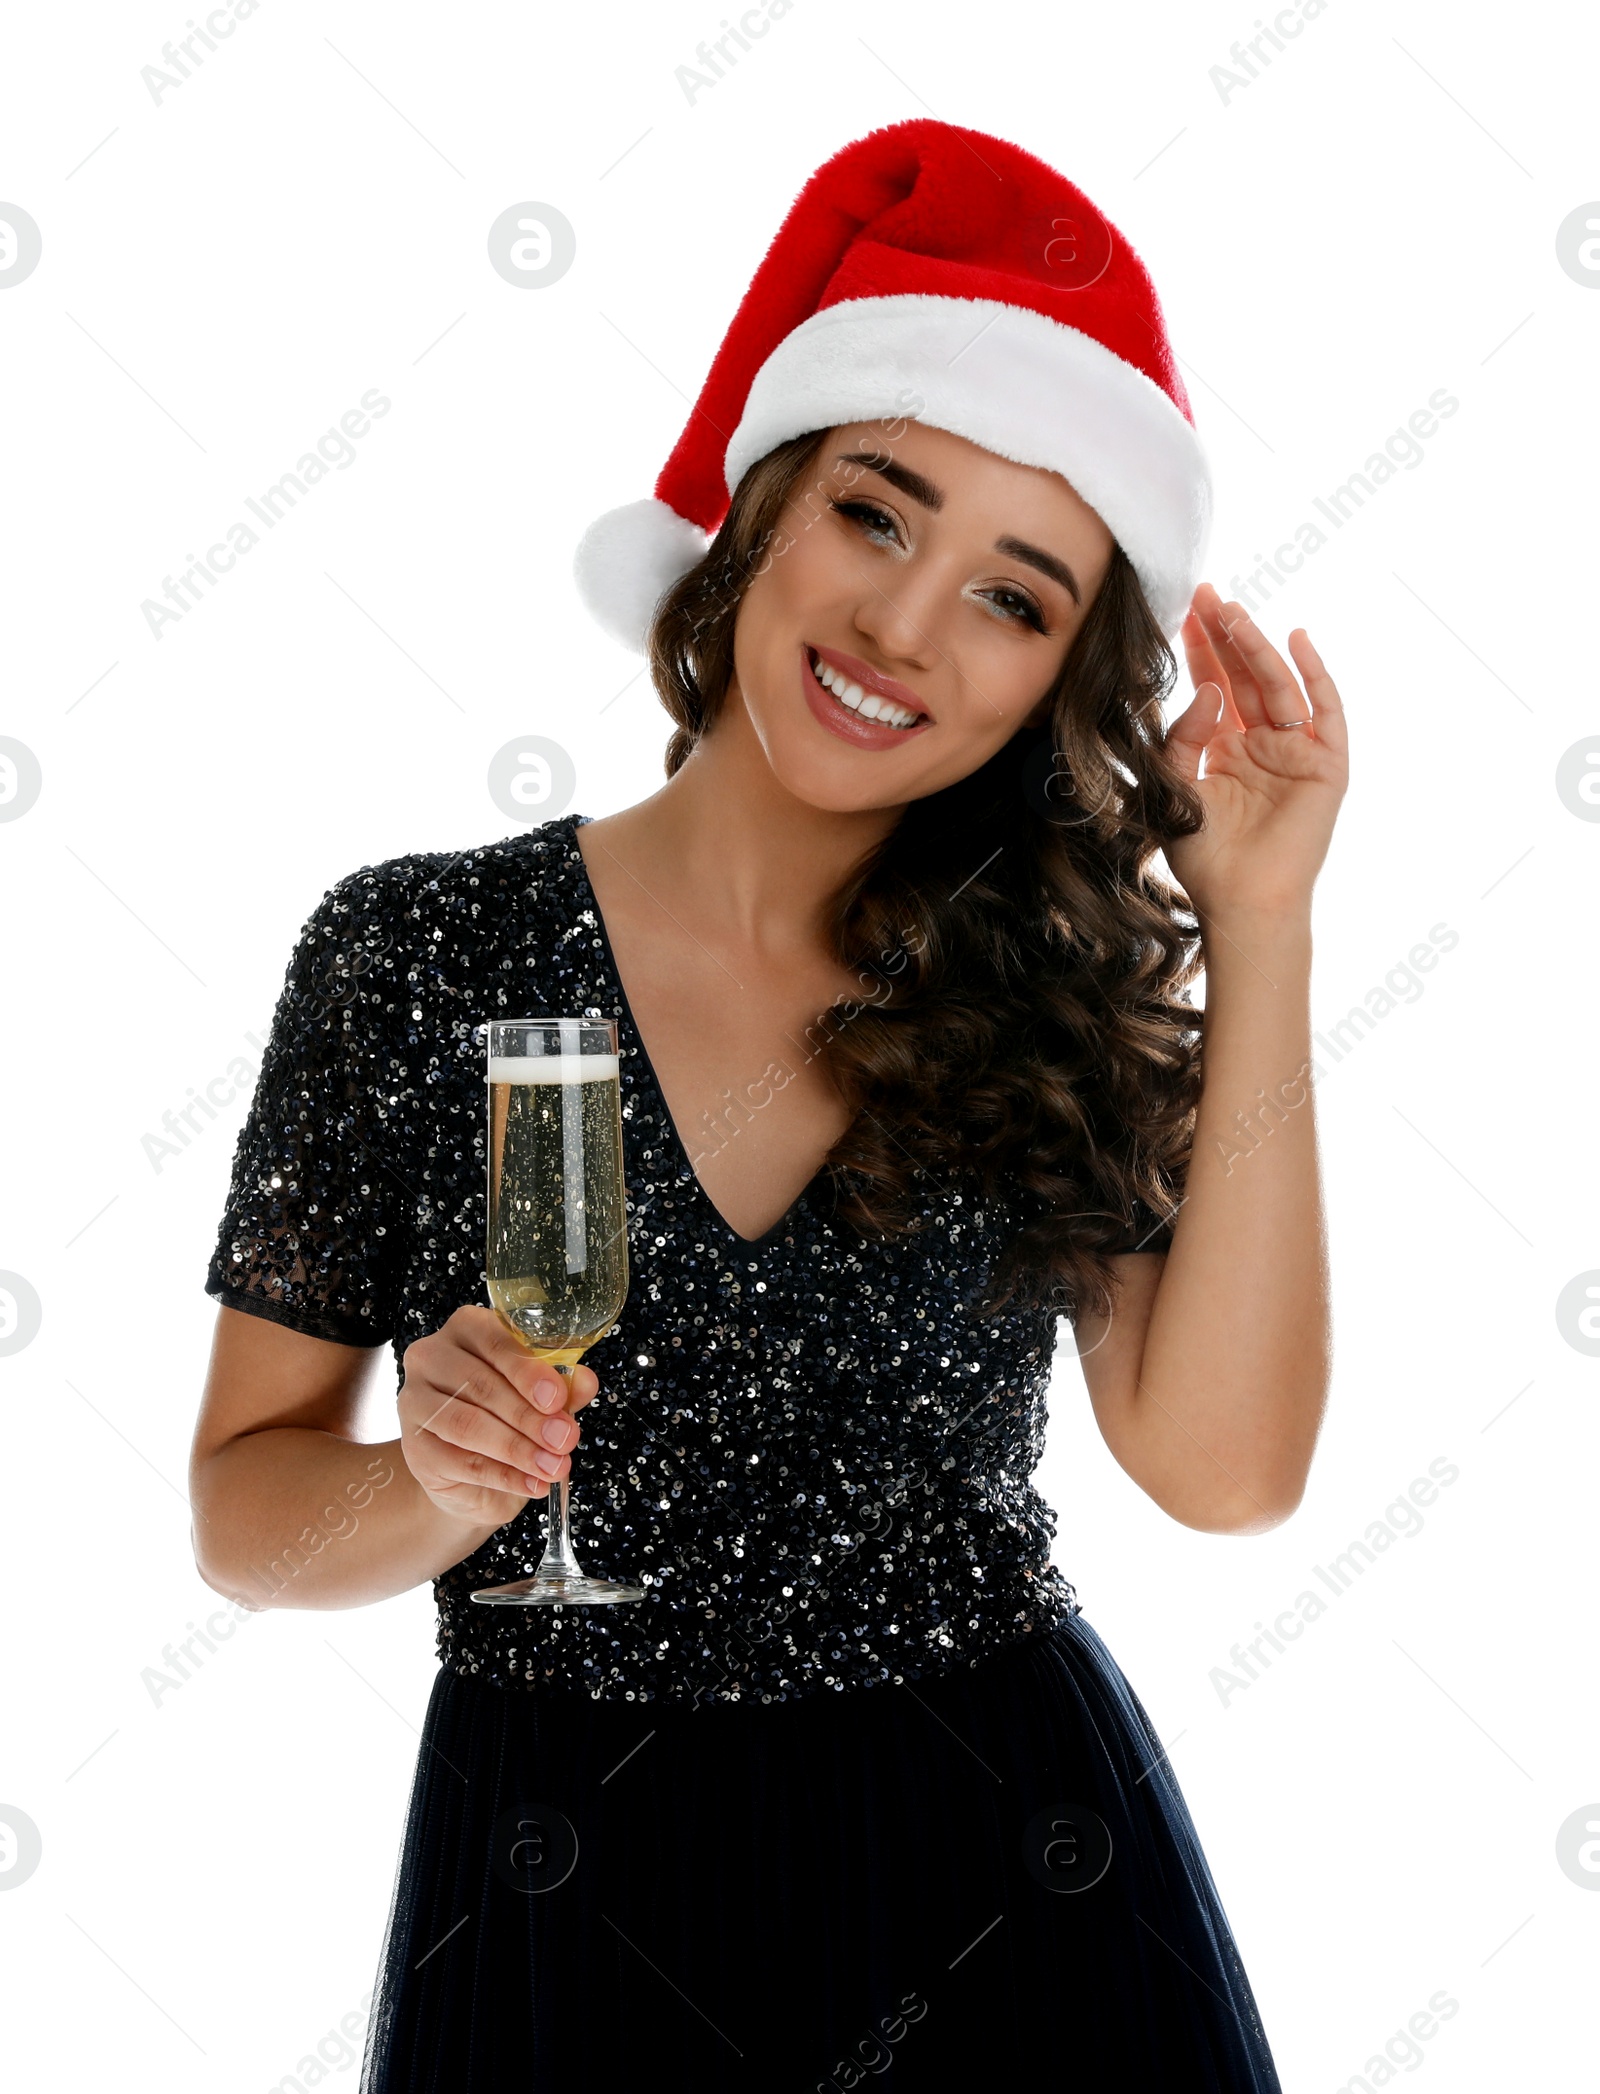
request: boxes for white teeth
[814,655,863,706]
[809,650,922,729]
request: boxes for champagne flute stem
[539,1364,583,1582]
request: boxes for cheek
[755,514,854,620]
[954,634,1065,743]
[731,583,789,710]
[734,536,845,696]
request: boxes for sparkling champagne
[473,1018,643,1607]
[486,1052,628,1365]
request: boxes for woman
[191,122,1343,2089]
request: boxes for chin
[754,729,922,817]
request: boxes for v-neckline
[563,813,831,1251]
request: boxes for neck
[584,680,904,956]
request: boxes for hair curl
[646,428,1206,1321]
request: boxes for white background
[2,1,1596,2087]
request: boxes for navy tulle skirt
[358,1613,1280,2090]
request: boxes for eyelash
[827,498,1050,634]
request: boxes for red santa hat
[574,118,1212,651]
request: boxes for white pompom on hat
[574,119,1213,653]
[573,497,715,655]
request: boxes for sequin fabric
[206,812,1170,1706]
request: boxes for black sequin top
[205,812,1171,1705]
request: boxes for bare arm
[188,1303,594,1611]
[1074,910,1326,1533]
[1072,588,1345,1536]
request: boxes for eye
[830,497,1051,634]
[979,584,1049,634]
[829,497,903,546]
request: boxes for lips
[800,644,934,752]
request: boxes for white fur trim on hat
[722,294,1212,636]
[573,497,710,654]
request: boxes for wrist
[1197,901,1313,957]
[399,1455,515,1568]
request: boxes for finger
[431,1476,538,1518]
[1184,593,1251,733]
[408,1344,583,1452]
[1220,604,1317,732]
[403,1355,544,1455]
[1199,599,1268,727]
[469,1316,572,1414]
[414,1382,575,1485]
[423,1440,542,1499]
[1164,679,1223,780]
[429,1439,555,1500]
[433,1440,573,1507]
[1180,598,1231,697]
[568,1364,599,1412]
[1287,629,1348,760]
[1195,595,1273,728]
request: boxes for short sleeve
[204,874,405,1347]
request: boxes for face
[727,419,1117,813]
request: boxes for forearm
[1131,908,1330,1528]
[192,1426,509,1611]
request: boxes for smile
[801,644,933,748]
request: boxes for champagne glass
[470,1017,644,1606]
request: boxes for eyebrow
[994,534,1082,608]
[836,451,1082,607]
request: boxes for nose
[848,568,941,673]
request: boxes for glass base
[470,1569,646,1606]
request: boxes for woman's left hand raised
[1162,581,1348,925]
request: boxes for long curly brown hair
[646,428,1207,1321]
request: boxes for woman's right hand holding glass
[398,1304,595,1523]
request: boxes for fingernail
[533,1450,564,1477]
[541,1416,571,1449]
[535,1379,563,1411]
[522,1471,543,1492]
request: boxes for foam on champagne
[487,1055,620,1085]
